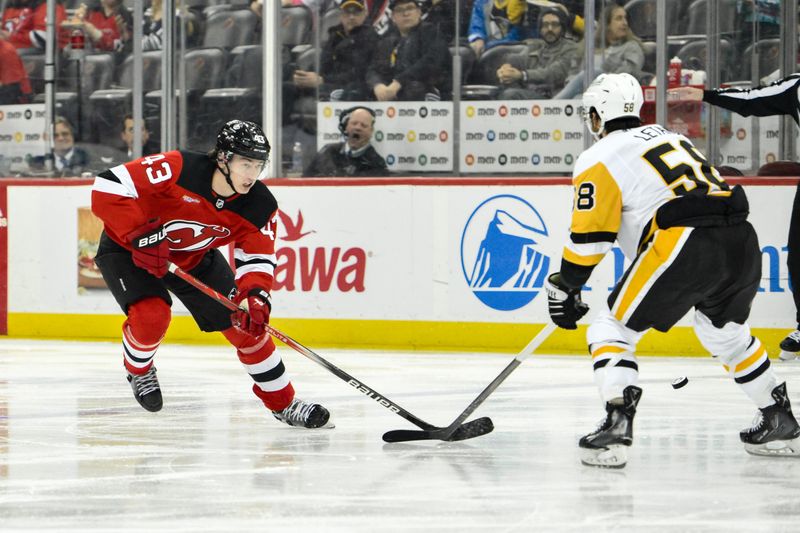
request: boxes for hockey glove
[545,273,589,330]
[127,219,170,278]
[233,288,272,337]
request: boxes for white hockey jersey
[564,124,731,268]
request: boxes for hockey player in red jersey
[91,119,330,429]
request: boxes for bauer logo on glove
[135,228,166,248]
[545,272,589,330]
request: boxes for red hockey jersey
[91,151,277,293]
[1,3,67,50]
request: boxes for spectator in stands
[29,117,90,177]
[551,1,620,38]
[140,0,197,51]
[366,0,450,101]
[1,0,67,50]
[735,0,780,53]
[304,106,388,177]
[554,3,643,99]
[0,38,32,104]
[467,0,529,58]
[290,0,378,101]
[495,7,579,99]
[121,115,159,159]
[65,0,131,53]
[421,0,473,44]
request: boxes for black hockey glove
[545,273,589,330]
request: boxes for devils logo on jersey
[165,220,232,251]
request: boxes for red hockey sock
[123,297,170,374]
[222,327,295,411]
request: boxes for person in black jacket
[304,106,389,177]
[291,0,379,101]
[672,77,800,360]
[367,0,450,101]
[28,116,91,176]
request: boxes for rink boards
[0,176,796,355]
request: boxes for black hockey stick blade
[382,416,494,443]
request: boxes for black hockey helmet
[215,120,270,162]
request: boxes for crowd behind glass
[0,0,794,177]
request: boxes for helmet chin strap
[216,153,237,195]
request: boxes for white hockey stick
[168,262,493,440]
[383,322,559,443]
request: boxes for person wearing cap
[496,6,579,99]
[304,106,388,177]
[366,0,450,101]
[291,0,379,101]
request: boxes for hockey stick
[167,263,493,440]
[382,322,558,443]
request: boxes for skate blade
[580,445,628,468]
[744,437,800,457]
[778,350,798,362]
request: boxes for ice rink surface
[2,338,800,532]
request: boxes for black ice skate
[127,366,163,412]
[579,385,642,468]
[272,398,332,429]
[778,330,800,361]
[740,382,800,457]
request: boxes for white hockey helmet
[582,73,643,140]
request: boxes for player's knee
[222,326,275,353]
[693,311,751,359]
[127,297,171,344]
[587,312,640,350]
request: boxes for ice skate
[127,366,163,412]
[273,398,332,429]
[778,330,800,361]
[741,383,800,457]
[579,386,642,468]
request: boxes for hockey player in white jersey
[545,73,800,468]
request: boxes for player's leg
[779,183,800,360]
[696,222,800,455]
[694,312,800,455]
[580,310,645,468]
[580,226,698,467]
[94,233,172,412]
[167,249,330,428]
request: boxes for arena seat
[684,0,738,35]
[281,5,313,48]
[202,9,258,49]
[738,38,782,81]
[757,161,800,177]
[624,0,682,41]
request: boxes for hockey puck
[671,376,689,389]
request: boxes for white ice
[2,338,800,532]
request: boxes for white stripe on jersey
[234,249,277,265]
[92,164,139,199]
[719,77,800,101]
[235,262,276,279]
[565,240,613,259]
